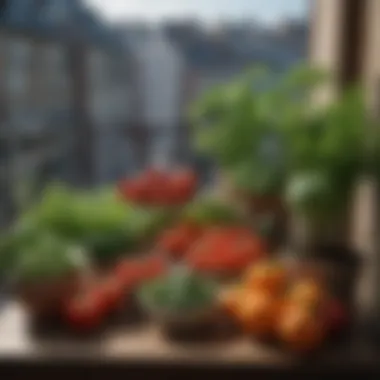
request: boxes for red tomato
[96,277,126,313]
[62,291,105,332]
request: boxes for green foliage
[190,64,328,196]
[138,266,217,313]
[0,183,174,278]
[284,87,369,218]
[190,63,373,219]
[14,233,84,284]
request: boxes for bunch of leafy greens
[0,183,175,276]
[190,65,328,196]
[139,266,217,313]
[284,87,368,220]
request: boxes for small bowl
[138,280,220,339]
[145,304,219,340]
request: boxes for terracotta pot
[15,273,81,318]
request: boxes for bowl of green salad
[138,265,219,337]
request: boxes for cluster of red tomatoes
[62,255,167,332]
[156,224,266,277]
[118,168,198,206]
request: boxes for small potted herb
[138,266,218,338]
[285,87,367,250]
[284,88,367,307]
[13,233,86,318]
[190,66,326,250]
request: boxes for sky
[84,0,309,25]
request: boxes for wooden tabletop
[0,300,377,372]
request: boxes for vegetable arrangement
[0,63,360,357]
[153,196,267,275]
[0,181,176,322]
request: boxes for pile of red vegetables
[62,255,167,332]
[155,224,265,277]
[118,168,198,206]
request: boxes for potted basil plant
[284,88,367,308]
[285,87,367,249]
[190,65,327,250]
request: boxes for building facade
[0,6,77,224]
[0,0,133,224]
[87,46,133,183]
[120,26,184,169]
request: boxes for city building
[0,0,78,224]
[0,0,133,224]
[119,24,184,169]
